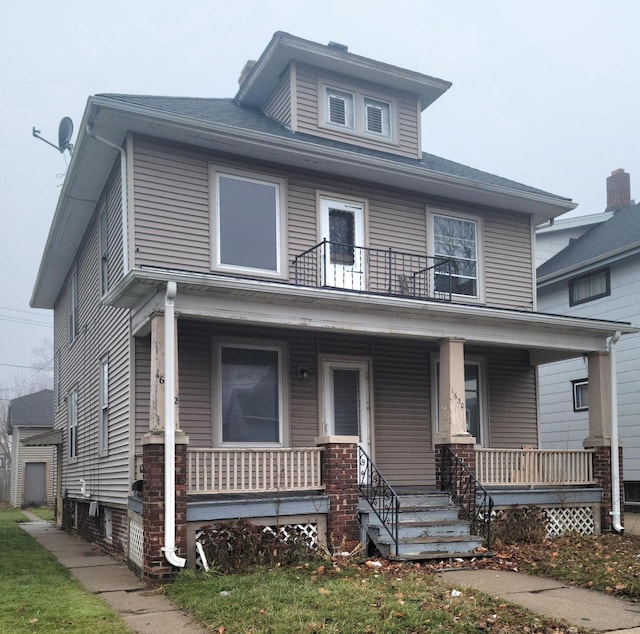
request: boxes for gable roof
[7,389,53,434]
[538,202,640,282]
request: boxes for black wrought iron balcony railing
[292,239,453,301]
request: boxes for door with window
[322,360,370,481]
[320,198,365,290]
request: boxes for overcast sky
[1,0,639,392]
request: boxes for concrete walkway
[19,514,210,634]
[436,568,640,633]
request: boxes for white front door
[319,198,365,290]
[323,360,371,481]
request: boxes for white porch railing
[475,448,596,486]
[187,448,323,495]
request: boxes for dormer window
[364,97,391,137]
[326,88,354,129]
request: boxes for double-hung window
[569,268,610,306]
[99,357,109,454]
[212,169,286,277]
[68,388,78,461]
[216,342,285,446]
[432,213,480,298]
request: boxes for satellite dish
[58,117,74,153]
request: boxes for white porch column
[584,351,611,447]
[149,312,181,432]
[435,337,474,445]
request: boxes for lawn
[167,560,587,633]
[0,508,130,634]
[26,506,55,521]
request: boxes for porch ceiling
[109,268,636,362]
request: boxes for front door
[323,360,371,481]
[320,198,365,290]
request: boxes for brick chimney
[606,169,631,211]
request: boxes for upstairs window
[433,213,479,297]
[99,204,109,296]
[212,169,286,277]
[572,379,589,411]
[325,88,355,129]
[99,357,109,454]
[68,388,78,461]
[363,97,391,137]
[69,269,79,342]
[569,268,610,306]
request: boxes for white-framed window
[54,349,61,408]
[68,388,78,461]
[363,97,391,137]
[569,268,610,306]
[210,168,286,277]
[432,357,488,446]
[69,269,79,342]
[99,357,109,454]
[214,341,287,446]
[572,379,589,411]
[103,507,113,540]
[429,211,482,299]
[99,203,109,296]
[321,83,396,142]
[325,87,355,129]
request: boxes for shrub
[196,519,320,573]
[491,506,548,545]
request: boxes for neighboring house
[8,389,54,507]
[31,32,635,581]
[537,169,640,503]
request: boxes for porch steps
[360,492,485,560]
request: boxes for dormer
[235,32,451,160]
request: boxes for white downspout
[85,125,129,275]
[609,330,623,533]
[162,281,186,567]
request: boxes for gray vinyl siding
[484,348,538,448]
[372,339,433,485]
[538,254,640,482]
[130,137,534,310]
[263,69,292,128]
[9,427,55,507]
[105,162,125,287]
[53,168,131,507]
[294,64,421,159]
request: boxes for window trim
[68,387,78,462]
[319,80,398,144]
[98,201,109,297]
[569,268,610,306]
[69,268,79,343]
[363,96,391,138]
[212,339,288,448]
[426,208,484,303]
[325,87,355,130]
[209,166,288,279]
[572,378,589,412]
[431,356,489,447]
[98,356,109,455]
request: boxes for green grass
[25,506,55,521]
[166,562,586,633]
[0,508,130,634]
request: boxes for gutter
[609,330,623,533]
[161,281,186,568]
[85,125,129,275]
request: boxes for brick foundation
[318,440,360,552]
[435,443,476,490]
[142,437,188,583]
[591,445,624,532]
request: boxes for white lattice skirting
[544,506,595,537]
[195,522,318,570]
[129,515,144,569]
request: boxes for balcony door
[320,198,365,290]
[322,360,371,467]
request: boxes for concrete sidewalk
[19,515,210,634]
[436,568,640,633]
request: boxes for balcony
[292,240,455,301]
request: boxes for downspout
[609,330,623,533]
[85,125,129,275]
[162,281,186,567]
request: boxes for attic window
[364,98,390,137]
[325,88,354,129]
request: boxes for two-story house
[31,32,635,581]
[538,169,640,506]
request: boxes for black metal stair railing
[440,446,494,549]
[293,239,453,302]
[358,447,399,555]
